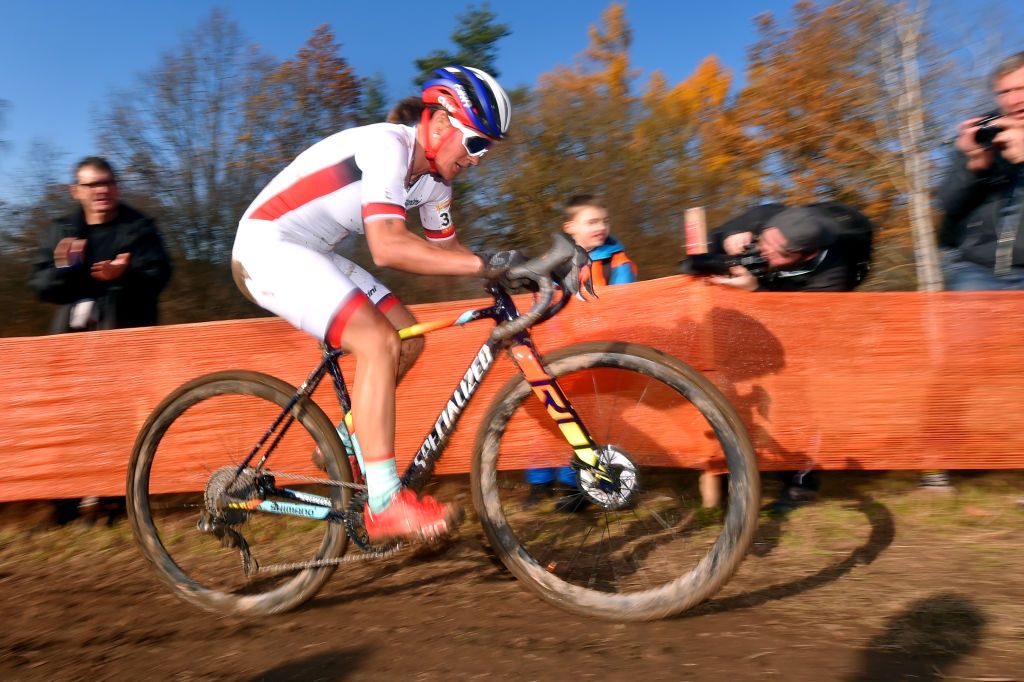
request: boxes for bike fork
[508,343,611,482]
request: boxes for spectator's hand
[954,117,997,172]
[54,238,87,268]
[91,252,131,281]
[722,231,754,256]
[994,124,1024,165]
[709,265,759,292]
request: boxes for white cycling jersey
[241,122,455,245]
[233,122,455,341]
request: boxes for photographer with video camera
[683,201,874,510]
[684,201,873,293]
[939,51,1024,291]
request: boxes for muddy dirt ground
[2,472,1023,681]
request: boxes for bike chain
[250,470,406,575]
[253,542,405,576]
[262,469,366,490]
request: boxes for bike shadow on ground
[846,592,986,682]
[243,645,370,681]
[680,494,895,619]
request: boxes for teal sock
[365,458,401,512]
[338,426,366,472]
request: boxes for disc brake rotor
[578,446,639,510]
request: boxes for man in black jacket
[29,156,172,333]
[939,51,1024,290]
[936,52,1024,500]
[707,201,871,293]
[28,156,172,525]
[703,201,873,510]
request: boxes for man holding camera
[937,52,1024,503]
[939,51,1024,291]
[692,201,873,509]
[701,201,871,293]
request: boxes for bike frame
[227,284,605,522]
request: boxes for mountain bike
[126,237,760,622]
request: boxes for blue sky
[0,0,1021,198]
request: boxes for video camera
[680,240,770,279]
[974,113,1004,149]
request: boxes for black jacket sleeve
[937,149,991,248]
[115,216,173,298]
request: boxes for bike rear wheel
[127,370,351,615]
[472,341,759,621]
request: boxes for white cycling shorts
[232,218,393,341]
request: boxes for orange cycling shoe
[363,488,463,542]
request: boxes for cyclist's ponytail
[387,97,432,125]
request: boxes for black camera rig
[680,242,770,278]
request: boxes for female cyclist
[231,66,511,543]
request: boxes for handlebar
[489,234,577,342]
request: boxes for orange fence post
[684,206,723,508]
[684,206,708,256]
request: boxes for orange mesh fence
[2,275,1022,502]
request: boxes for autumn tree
[94,12,367,325]
[632,56,765,258]
[736,2,887,204]
[1,139,70,259]
[98,9,272,263]
[480,3,747,277]
[239,25,362,184]
[475,3,638,257]
[731,0,930,288]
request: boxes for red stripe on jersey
[362,202,406,222]
[324,291,371,348]
[377,293,399,314]
[424,225,456,240]
[251,158,361,221]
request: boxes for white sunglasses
[447,116,493,157]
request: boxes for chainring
[344,490,402,554]
[344,490,372,551]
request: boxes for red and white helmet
[422,65,512,140]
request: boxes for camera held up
[680,240,770,279]
[974,113,1004,149]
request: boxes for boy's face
[563,206,610,251]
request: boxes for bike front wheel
[127,370,351,615]
[472,341,759,621]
